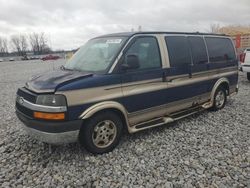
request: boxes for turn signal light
[34,112,65,120]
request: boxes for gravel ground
[0,60,249,188]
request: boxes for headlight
[36,95,67,106]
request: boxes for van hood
[25,70,93,93]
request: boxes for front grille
[16,102,33,118]
[17,87,37,103]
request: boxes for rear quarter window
[205,37,236,62]
[188,36,208,64]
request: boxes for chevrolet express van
[16,32,238,154]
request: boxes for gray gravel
[0,60,249,188]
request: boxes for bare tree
[0,37,8,56]
[210,23,221,33]
[39,32,47,53]
[29,32,39,54]
[20,35,28,54]
[11,35,21,55]
[3,38,8,53]
[11,35,28,56]
[29,32,50,55]
[138,25,142,32]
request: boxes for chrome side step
[129,106,204,133]
[202,101,213,109]
[170,106,204,120]
[135,117,174,130]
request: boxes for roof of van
[97,31,227,38]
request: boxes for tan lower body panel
[128,92,210,126]
[128,83,238,132]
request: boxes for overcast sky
[0,0,249,50]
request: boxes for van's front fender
[79,101,130,126]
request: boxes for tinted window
[205,37,236,62]
[188,36,208,64]
[165,36,191,67]
[126,37,161,70]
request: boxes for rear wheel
[210,86,227,111]
[247,73,250,81]
[79,111,123,154]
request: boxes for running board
[202,101,213,109]
[170,106,204,120]
[135,117,174,129]
[129,106,204,133]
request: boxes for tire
[247,73,250,81]
[210,86,227,111]
[79,111,123,154]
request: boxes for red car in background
[41,54,60,61]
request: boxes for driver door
[119,36,167,125]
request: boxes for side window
[205,37,236,62]
[165,36,191,67]
[188,36,208,64]
[125,37,161,70]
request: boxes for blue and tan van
[16,32,238,154]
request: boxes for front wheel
[247,73,250,81]
[79,111,123,154]
[210,87,227,111]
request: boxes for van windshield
[65,37,127,73]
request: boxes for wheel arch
[79,101,130,131]
[210,77,230,103]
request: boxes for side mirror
[121,54,140,70]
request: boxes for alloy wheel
[92,120,117,148]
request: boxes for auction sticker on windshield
[106,39,122,44]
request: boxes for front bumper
[16,110,82,144]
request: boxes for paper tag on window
[106,39,122,44]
